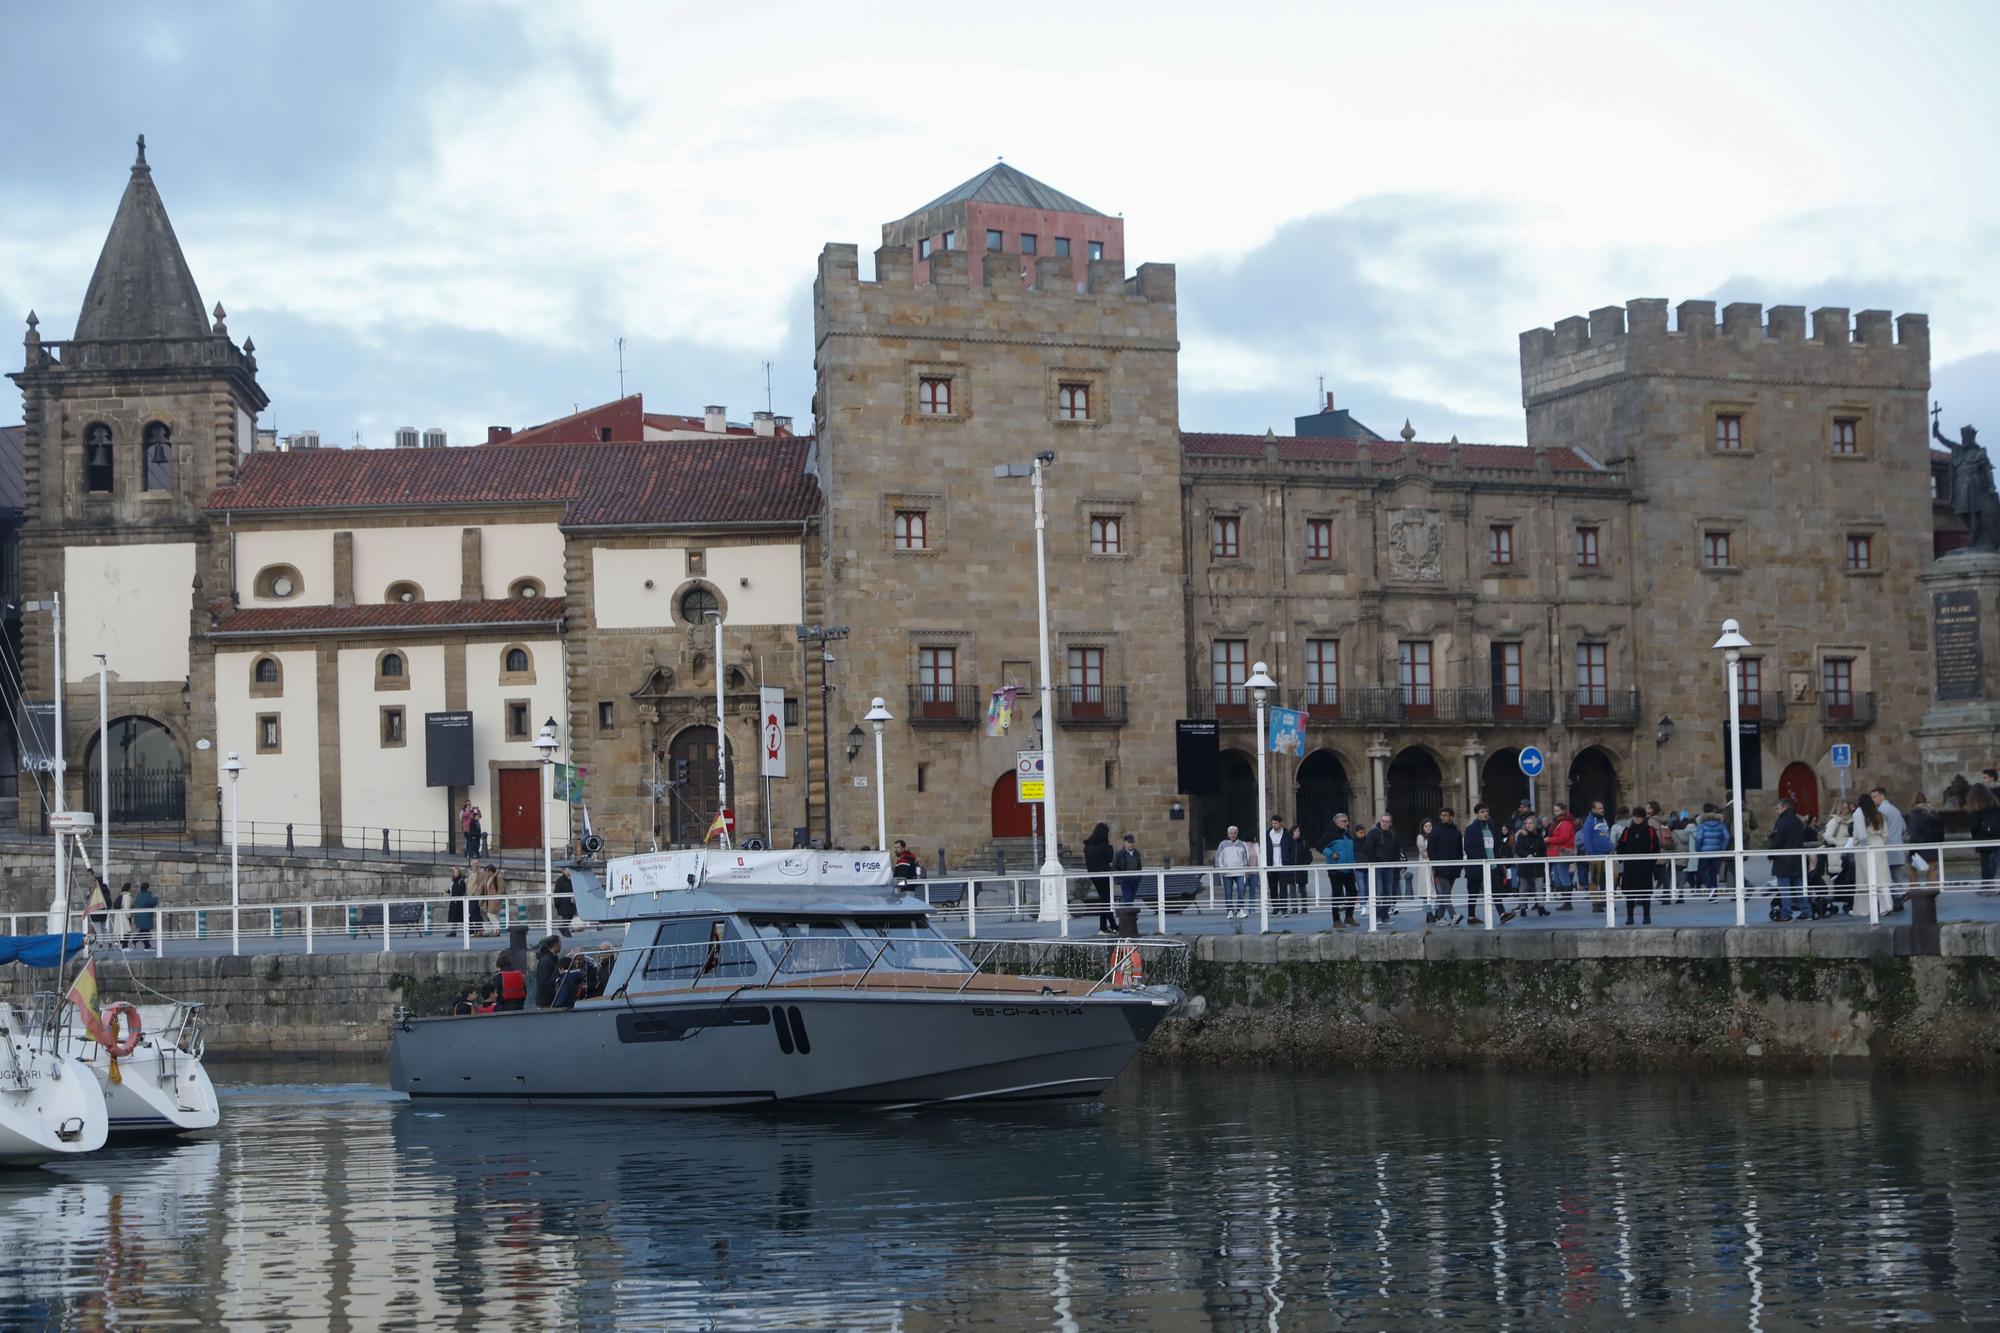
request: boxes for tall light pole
[223,750,243,956]
[706,610,731,849]
[864,696,892,851]
[1247,660,1279,934]
[26,594,68,936]
[996,451,1064,923]
[535,717,559,934]
[1712,619,1751,927]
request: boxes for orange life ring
[1110,944,1145,989]
[100,1002,143,1058]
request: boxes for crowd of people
[86,877,161,949]
[451,934,616,1015]
[1209,780,1984,927]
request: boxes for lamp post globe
[534,718,560,933]
[863,696,893,852]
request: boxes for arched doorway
[1778,761,1820,820]
[1481,749,1527,822]
[991,772,1036,840]
[1295,750,1352,845]
[1568,746,1620,816]
[667,725,733,846]
[84,716,184,827]
[1386,747,1443,844]
[1199,750,1258,853]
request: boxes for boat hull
[86,1045,219,1136]
[390,986,1179,1109]
[0,1052,108,1166]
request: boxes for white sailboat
[0,993,107,1166]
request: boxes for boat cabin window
[857,917,973,972]
[745,917,874,974]
[642,918,757,981]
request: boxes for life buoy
[1110,944,1145,989]
[100,1002,143,1058]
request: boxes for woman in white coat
[1415,819,1437,920]
[1849,794,1891,920]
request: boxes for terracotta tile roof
[207,438,820,526]
[495,395,646,446]
[1181,432,1603,472]
[211,597,565,638]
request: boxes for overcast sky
[3,1,1997,447]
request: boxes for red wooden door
[498,768,543,850]
[1778,761,1820,821]
[991,772,1035,839]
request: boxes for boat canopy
[575,850,911,922]
[0,934,86,968]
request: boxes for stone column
[1367,736,1391,820]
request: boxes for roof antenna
[616,336,626,398]
[763,360,773,414]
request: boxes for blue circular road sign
[1518,746,1546,778]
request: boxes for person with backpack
[1616,813,1662,925]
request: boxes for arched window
[379,652,405,679]
[505,647,530,673]
[84,423,114,493]
[253,565,302,599]
[84,716,184,826]
[142,422,173,491]
[679,584,719,623]
[385,581,423,605]
[509,578,544,599]
[253,656,280,684]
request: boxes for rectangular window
[644,917,757,980]
[1574,525,1600,568]
[917,237,931,261]
[1822,657,1855,715]
[985,228,1003,250]
[1306,639,1339,712]
[1020,233,1037,255]
[1490,643,1523,717]
[1212,639,1248,717]
[1211,514,1240,559]
[1089,513,1123,555]
[917,376,951,416]
[1846,533,1873,571]
[1088,240,1104,261]
[507,701,530,741]
[1054,237,1071,257]
[1398,641,1434,716]
[1703,530,1732,569]
[597,701,615,730]
[1716,413,1744,451]
[1057,382,1090,421]
[1740,657,1763,718]
[1306,518,1333,562]
[1067,646,1105,718]
[1488,524,1514,566]
[916,763,928,794]
[380,706,405,747]
[256,713,281,754]
[1575,642,1608,716]
[918,646,957,718]
[941,229,955,251]
[893,509,928,551]
[1833,417,1858,455]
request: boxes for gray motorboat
[388,850,1182,1109]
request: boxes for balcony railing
[1738,693,1785,725]
[907,684,979,728]
[1053,684,1127,727]
[1563,688,1642,727]
[1819,692,1877,729]
[1284,687,1554,726]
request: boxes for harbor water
[0,1065,1995,1328]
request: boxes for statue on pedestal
[1936,404,2000,551]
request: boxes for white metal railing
[16,836,1997,957]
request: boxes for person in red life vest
[491,952,528,1011]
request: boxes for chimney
[486,426,513,443]
[394,426,419,449]
[752,411,775,437]
[704,405,727,434]
[1324,391,1335,412]
[773,415,794,435]
[422,427,447,449]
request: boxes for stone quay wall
[42,922,2000,1071]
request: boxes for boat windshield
[856,917,973,973]
[747,918,876,975]
[642,918,759,981]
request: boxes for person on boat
[447,867,468,926]
[450,989,476,1016]
[554,868,576,937]
[492,953,528,1012]
[551,955,587,1009]
[475,987,497,1015]
[531,937,564,1009]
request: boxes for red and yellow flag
[66,957,107,1045]
[84,879,108,919]
[705,810,728,844]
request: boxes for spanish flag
[705,810,728,844]
[66,956,107,1046]
[84,878,108,919]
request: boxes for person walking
[1284,822,1312,915]
[1544,803,1578,911]
[1969,783,2000,894]
[1213,826,1253,922]
[1428,808,1465,925]
[1357,813,1403,925]
[1414,818,1438,922]
[1579,800,1614,909]
[1084,822,1117,934]
[1462,803,1502,925]
[1112,833,1144,935]
[448,866,468,927]
[1850,793,1892,919]
[1262,816,1294,919]
[1321,814,1358,927]
[1505,815,1549,920]
[132,883,158,948]
[1821,800,1857,914]
[1766,797,1812,921]
[1616,810,1662,925]
[1870,786,1907,912]
[1906,793,1944,900]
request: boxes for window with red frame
[1067,646,1104,718]
[1306,518,1333,562]
[1211,515,1240,559]
[1306,639,1339,712]
[1490,642,1523,717]
[1574,525,1600,568]
[892,509,927,551]
[918,647,956,717]
[1057,383,1090,421]
[1740,657,1763,717]
[1487,525,1514,566]
[1822,657,1854,715]
[1575,642,1608,715]
[1703,530,1732,568]
[1833,418,1858,454]
[1212,639,1248,717]
[1089,513,1123,555]
[1398,641,1434,715]
[917,377,951,416]
[1846,534,1873,571]
[1716,414,1744,450]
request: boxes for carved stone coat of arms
[1386,509,1443,581]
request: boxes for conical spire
[72,136,211,341]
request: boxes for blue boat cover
[0,935,86,968]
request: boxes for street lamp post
[223,750,243,955]
[996,452,1064,926]
[1247,661,1278,934]
[535,717,560,935]
[864,696,892,851]
[1712,619,1751,927]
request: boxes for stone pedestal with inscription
[1915,550,2000,797]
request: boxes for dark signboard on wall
[425,711,474,787]
[1176,719,1219,795]
[1934,589,1984,702]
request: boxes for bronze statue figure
[1936,407,2000,551]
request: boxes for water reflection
[0,1068,1995,1327]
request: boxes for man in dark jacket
[1111,833,1144,935]
[1461,803,1502,925]
[531,936,564,1010]
[1084,822,1118,934]
[1428,807,1466,924]
[1321,814,1358,927]
[1767,797,1811,921]
[1357,814,1403,925]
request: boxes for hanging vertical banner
[760,686,787,778]
[1267,706,1305,757]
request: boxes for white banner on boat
[605,849,892,897]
